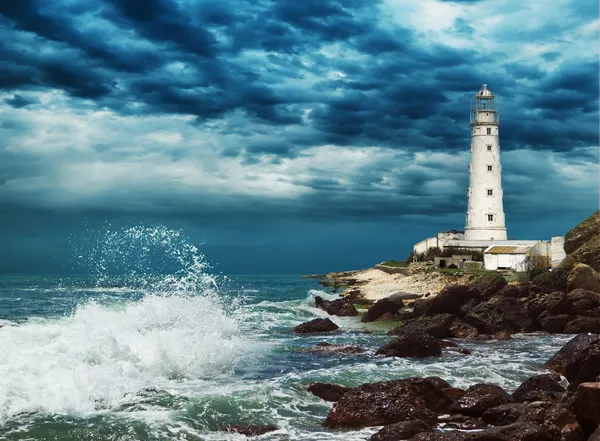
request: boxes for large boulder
[362,293,406,322]
[482,403,526,426]
[370,420,434,441]
[590,425,600,441]
[323,377,453,428]
[464,296,536,335]
[567,289,600,316]
[388,314,457,338]
[472,273,508,298]
[538,313,573,333]
[573,382,600,436]
[314,296,358,317]
[409,422,552,440]
[376,332,442,358]
[511,373,566,403]
[564,316,600,334]
[308,383,350,402]
[449,384,513,417]
[517,401,585,441]
[564,211,600,272]
[544,334,600,388]
[425,285,480,316]
[526,292,569,318]
[567,264,600,294]
[292,318,339,334]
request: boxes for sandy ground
[342,268,456,302]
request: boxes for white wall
[413,237,438,255]
[484,253,530,271]
[551,236,567,268]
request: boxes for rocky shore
[288,211,600,440]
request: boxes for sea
[0,226,572,440]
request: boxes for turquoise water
[0,227,571,440]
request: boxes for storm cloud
[0,0,598,274]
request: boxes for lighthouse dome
[477,84,494,97]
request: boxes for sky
[0,0,598,275]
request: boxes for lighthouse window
[487,128,492,135]
[487,165,493,171]
[488,214,494,222]
[487,189,493,196]
[487,145,492,151]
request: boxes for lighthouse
[464,84,507,241]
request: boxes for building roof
[485,245,532,255]
[477,84,494,97]
[445,239,541,249]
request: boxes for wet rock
[567,264,600,294]
[449,383,513,417]
[292,318,339,334]
[573,382,600,436]
[410,422,552,440]
[375,312,398,322]
[370,420,434,441]
[387,314,457,338]
[425,285,480,316]
[437,413,487,430]
[465,295,536,335]
[440,340,458,348]
[482,402,526,426]
[412,298,434,316]
[314,296,358,317]
[527,292,569,318]
[362,293,406,323]
[442,387,466,402]
[376,332,442,358]
[512,373,567,403]
[472,273,508,298]
[225,424,278,436]
[539,314,572,333]
[448,321,479,339]
[545,334,600,373]
[307,383,350,402]
[590,425,600,441]
[517,401,585,441]
[564,316,600,334]
[306,342,364,355]
[323,377,453,428]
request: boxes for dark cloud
[4,94,37,108]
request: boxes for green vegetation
[380,260,409,268]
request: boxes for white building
[484,241,551,272]
[464,84,507,241]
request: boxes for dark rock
[567,289,600,315]
[442,387,467,402]
[532,272,553,291]
[314,296,358,317]
[225,424,278,436]
[306,342,364,355]
[412,298,434,316]
[564,211,600,271]
[527,292,569,317]
[482,403,526,426]
[567,264,600,294]
[574,382,600,436]
[472,273,508,298]
[448,321,480,338]
[323,377,453,428]
[497,284,522,298]
[518,401,585,441]
[545,334,600,374]
[539,314,573,333]
[466,295,536,335]
[459,298,481,318]
[440,340,458,348]
[292,318,339,334]
[307,383,350,402]
[409,422,552,440]
[370,420,434,441]
[425,285,480,316]
[449,383,513,417]
[362,294,406,322]
[590,425,600,441]
[564,317,600,334]
[375,312,398,322]
[512,373,566,403]
[388,314,457,338]
[376,332,442,358]
[437,414,487,430]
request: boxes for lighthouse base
[464,227,507,241]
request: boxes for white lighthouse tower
[464,84,507,241]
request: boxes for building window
[487,189,493,196]
[487,165,493,171]
[488,214,494,222]
[487,128,491,135]
[487,145,492,151]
